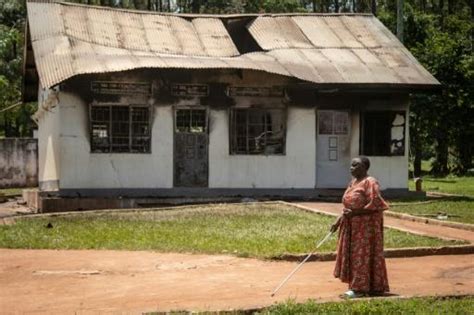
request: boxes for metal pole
[397,0,404,42]
[270,231,334,297]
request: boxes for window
[90,105,151,153]
[318,111,349,135]
[360,111,405,156]
[230,108,286,155]
[175,109,207,133]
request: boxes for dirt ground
[0,249,473,314]
[1,201,473,313]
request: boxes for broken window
[360,111,405,156]
[230,108,286,155]
[175,109,207,133]
[90,105,151,153]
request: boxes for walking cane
[270,230,335,297]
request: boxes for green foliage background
[0,0,472,174]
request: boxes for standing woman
[331,156,390,298]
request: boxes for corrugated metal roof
[247,16,313,50]
[26,1,439,89]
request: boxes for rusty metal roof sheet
[26,1,439,89]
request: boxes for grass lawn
[397,174,474,224]
[408,175,474,197]
[0,188,23,197]
[0,203,464,258]
[258,296,474,315]
[389,196,474,225]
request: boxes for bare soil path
[0,249,473,314]
[294,202,474,243]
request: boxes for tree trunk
[371,0,377,15]
[20,104,27,137]
[413,132,422,177]
[134,0,148,10]
[432,133,449,176]
[4,112,10,137]
[14,115,21,137]
[191,0,200,13]
[335,0,339,12]
[397,0,404,42]
[456,132,473,175]
[411,115,423,177]
[447,0,453,13]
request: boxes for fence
[0,138,38,188]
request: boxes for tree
[262,0,305,12]
[0,0,35,137]
[410,12,473,175]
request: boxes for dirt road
[0,249,472,314]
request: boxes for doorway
[316,110,351,188]
[174,108,208,187]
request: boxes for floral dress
[333,176,390,293]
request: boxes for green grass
[389,196,474,224]
[0,203,463,257]
[402,174,474,224]
[0,188,23,197]
[258,296,474,315]
[408,175,474,197]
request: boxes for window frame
[359,110,406,157]
[89,103,151,154]
[229,107,287,156]
[174,107,208,134]
[317,110,350,136]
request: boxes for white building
[24,1,439,209]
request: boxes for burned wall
[45,68,411,193]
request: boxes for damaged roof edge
[24,1,441,99]
[38,67,442,97]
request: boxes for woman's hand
[342,208,353,217]
[330,216,342,233]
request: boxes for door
[316,110,351,188]
[174,108,208,187]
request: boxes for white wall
[37,88,61,189]
[57,92,174,189]
[37,68,409,191]
[55,92,316,190]
[367,156,408,189]
[0,138,38,188]
[208,107,316,188]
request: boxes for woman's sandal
[339,290,366,299]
